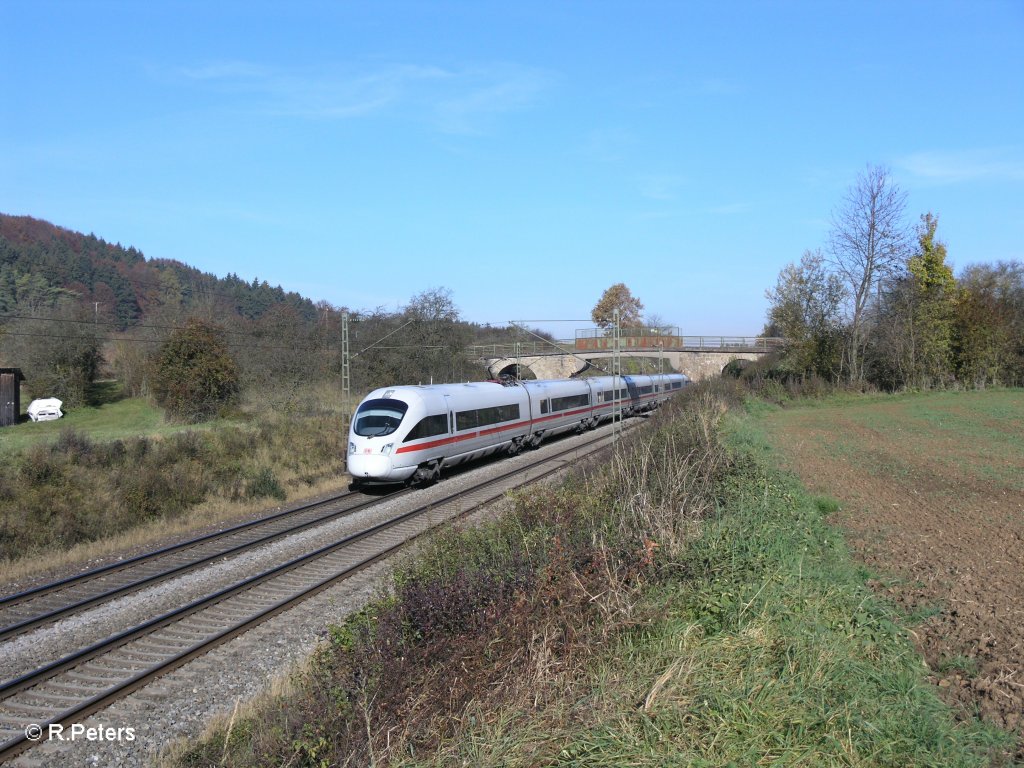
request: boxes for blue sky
[2,1,1022,338]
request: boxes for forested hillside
[0,214,541,413]
[0,214,318,326]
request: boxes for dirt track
[762,393,1024,760]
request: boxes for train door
[624,376,640,412]
[444,394,454,434]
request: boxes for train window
[354,399,408,437]
[456,403,521,431]
[540,400,548,414]
[403,414,448,442]
[456,410,478,430]
[638,386,653,395]
[551,393,590,411]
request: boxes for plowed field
[760,390,1024,759]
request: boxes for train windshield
[353,399,408,437]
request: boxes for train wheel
[414,460,442,487]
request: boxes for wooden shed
[1,368,25,427]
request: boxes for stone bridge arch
[484,350,769,382]
[670,352,763,381]
[487,355,589,380]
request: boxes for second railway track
[0,487,410,641]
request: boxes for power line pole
[612,308,622,443]
[341,312,351,432]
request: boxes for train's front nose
[348,395,412,483]
[347,443,395,480]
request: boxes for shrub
[246,468,286,501]
[150,319,240,423]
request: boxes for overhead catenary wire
[0,329,334,354]
[0,309,554,359]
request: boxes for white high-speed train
[347,373,689,486]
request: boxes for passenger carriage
[348,373,688,486]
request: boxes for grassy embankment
[0,383,360,583]
[169,385,1011,767]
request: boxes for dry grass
[0,396,353,583]
[0,473,352,591]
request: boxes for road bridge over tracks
[472,336,782,382]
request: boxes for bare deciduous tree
[828,165,910,382]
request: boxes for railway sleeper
[18,689,100,706]
[0,701,56,716]
[37,680,111,695]
[65,667,135,683]
[71,659,149,675]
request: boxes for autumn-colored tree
[764,250,846,380]
[150,319,240,423]
[591,283,644,328]
[952,262,1024,387]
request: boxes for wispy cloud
[172,60,549,132]
[696,76,742,95]
[579,127,635,164]
[179,61,273,81]
[706,202,750,215]
[431,66,551,134]
[636,173,687,201]
[898,147,1024,183]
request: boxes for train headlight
[348,442,356,455]
[381,443,394,456]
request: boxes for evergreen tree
[906,213,956,386]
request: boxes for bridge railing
[470,337,783,359]
[574,335,782,352]
[677,336,783,350]
[467,340,575,358]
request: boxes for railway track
[0,427,616,763]
[0,488,408,642]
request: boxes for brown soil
[763,400,1024,760]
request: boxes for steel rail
[1,491,358,607]
[0,488,409,641]
[0,428,615,763]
